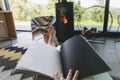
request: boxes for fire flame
[61,13,68,24]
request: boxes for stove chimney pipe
[58,0,67,3]
[58,0,61,3]
[62,0,67,2]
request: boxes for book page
[60,35,111,79]
[15,42,62,78]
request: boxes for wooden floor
[0,31,120,80]
[90,38,120,79]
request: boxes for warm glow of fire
[61,13,68,24]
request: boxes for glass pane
[108,0,120,32]
[9,0,56,30]
[74,0,106,32]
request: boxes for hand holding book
[54,69,79,80]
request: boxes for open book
[15,35,111,79]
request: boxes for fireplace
[55,0,74,43]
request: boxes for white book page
[15,42,62,78]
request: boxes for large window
[7,0,120,35]
[74,0,107,32]
[108,0,120,32]
[74,0,120,34]
[9,0,107,32]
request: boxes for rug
[0,44,33,80]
